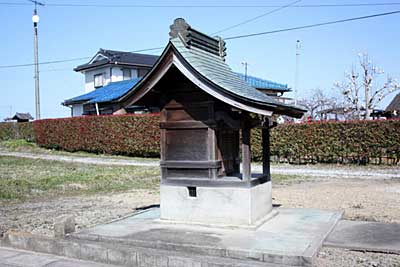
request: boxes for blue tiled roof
[64,78,141,105]
[236,73,290,92]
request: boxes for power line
[3,1,300,70]
[0,47,164,69]
[1,10,399,70]
[2,2,400,8]
[212,0,301,35]
[225,10,400,40]
[0,57,90,69]
[41,68,75,72]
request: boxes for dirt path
[1,150,399,179]
[0,151,159,167]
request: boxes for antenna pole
[242,61,248,81]
[294,40,301,106]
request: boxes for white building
[64,49,158,116]
[63,49,292,117]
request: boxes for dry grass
[0,156,160,200]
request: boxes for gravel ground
[1,163,400,266]
[316,247,400,267]
[0,189,159,237]
[273,178,400,223]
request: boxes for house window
[94,73,104,88]
[123,69,132,80]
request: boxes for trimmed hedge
[1,115,399,164]
[0,122,35,142]
[252,119,400,164]
[33,114,160,157]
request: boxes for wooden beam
[262,121,271,181]
[241,126,251,181]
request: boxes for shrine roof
[120,18,305,118]
[171,38,279,105]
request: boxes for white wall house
[65,49,159,116]
[63,49,292,117]
[83,65,139,93]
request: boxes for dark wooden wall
[150,67,242,181]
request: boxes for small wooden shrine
[121,18,304,226]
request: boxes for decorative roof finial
[169,18,189,40]
[169,18,227,59]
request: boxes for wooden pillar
[208,127,218,179]
[242,126,251,180]
[160,108,167,180]
[262,121,271,181]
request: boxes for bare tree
[334,53,400,120]
[298,89,334,121]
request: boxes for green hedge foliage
[2,115,399,164]
[0,122,35,141]
[33,114,160,157]
[252,119,400,164]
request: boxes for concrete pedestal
[1,208,343,267]
[160,182,273,227]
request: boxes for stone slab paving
[324,220,400,254]
[0,247,119,267]
[70,208,342,266]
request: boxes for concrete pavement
[69,208,342,266]
[3,217,400,266]
[0,247,119,267]
[1,208,342,267]
[324,220,400,254]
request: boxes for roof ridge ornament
[169,18,227,60]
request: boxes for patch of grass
[0,156,160,200]
[0,139,36,150]
[271,173,310,184]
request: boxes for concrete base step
[0,231,288,267]
[0,247,120,267]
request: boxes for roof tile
[63,78,141,105]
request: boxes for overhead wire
[225,10,400,40]
[1,2,400,8]
[1,1,301,69]
[0,47,164,69]
[1,10,399,69]
[212,0,301,35]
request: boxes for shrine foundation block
[160,181,273,227]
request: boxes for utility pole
[241,61,248,81]
[294,40,301,106]
[30,0,44,120]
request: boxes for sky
[1,0,400,119]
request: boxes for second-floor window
[94,73,104,88]
[123,69,132,80]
